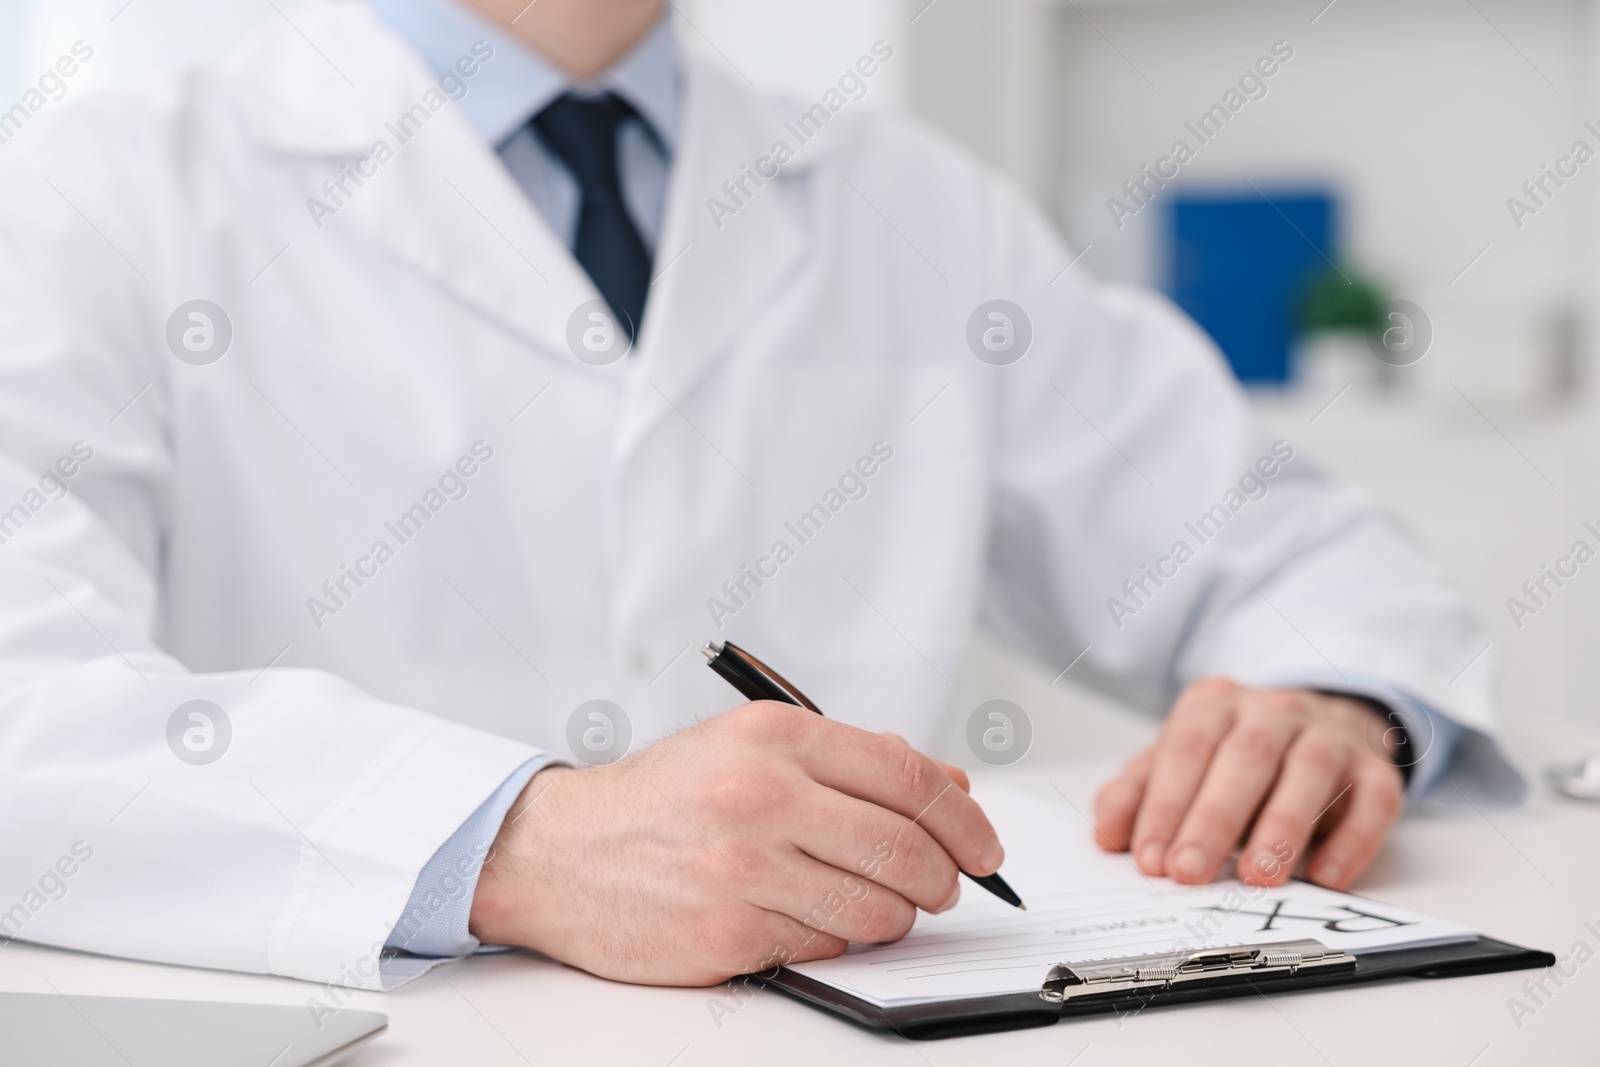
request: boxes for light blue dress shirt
[372,0,1473,965]
[371,0,683,960]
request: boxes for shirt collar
[368,0,681,151]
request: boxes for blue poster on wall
[1167,190,1337,384]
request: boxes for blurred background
[4,0,1597,775]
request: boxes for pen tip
[1017,903,1027,911]
[702,641,722,660]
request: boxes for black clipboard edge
[761,936,1555,1040]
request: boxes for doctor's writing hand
[1092,678,1404,891]
[468,701,1003,986]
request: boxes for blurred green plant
[1295,267,1389,335]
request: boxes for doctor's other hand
[1091,678,1404,891]
[467,702,1003,986]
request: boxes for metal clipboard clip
[1039,939,1355,1003]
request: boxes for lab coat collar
[616,44,826,460]
[223,1,830,447]
[224,1,423,157]
[367,0,683,152]
[225,1,605,363]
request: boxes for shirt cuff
[383,755,552,959]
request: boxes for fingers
[1093,747,1154,852]
[1236,728,1351,886]
[751,849,922,946]
[790,786,962,914]
[883,734,971,793]
[1129,678,1241,875]
[717,909,850,979]
[1306,758,1403,890]
[780,920,851,965]
[932,758,971,793]
[1114,685,1403,889]
[796,719,1003,879]
[1165,699,1301,883]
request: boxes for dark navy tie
[531,92,652,341]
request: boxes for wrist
[468,764,573,947]
[1314,690,1411,783]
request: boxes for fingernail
[936,882,961,913]
[1137,842,1165,873]
[1169,845,1207,880]
[980,837,1004,874]
[1315,861,1342,886]
[1250,852,1279,876]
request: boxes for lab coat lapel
[231,6,822,418]
[339,116,597,365]
[231,1,598,365]
[617,53,816,461]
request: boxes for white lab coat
[0,2,1514,989]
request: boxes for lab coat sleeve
[385,756,549,960]
[968,195,1523,807]
[0,138,541,989]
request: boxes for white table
[2,755,1595,1066]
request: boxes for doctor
[0,0,1520,990]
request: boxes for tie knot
[531,92,638,195]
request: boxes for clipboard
[761,934,1554,1039]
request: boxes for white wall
[915,0,1600,406]
[1,1,911,112]
[1060,0,1592,400]
[679,0,911,107]
[1,0,271,100]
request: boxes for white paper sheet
[788,785,1477,1007]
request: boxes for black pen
[703,639,1026,911]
